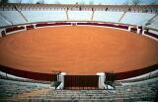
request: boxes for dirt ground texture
[0,26,158,75]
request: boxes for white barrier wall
[148,29,158,35]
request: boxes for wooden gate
[64,75,99,89]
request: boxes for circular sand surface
[0,26,158,75]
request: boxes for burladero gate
[51,72,116,90]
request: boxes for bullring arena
[1,26,158,75]
[0,1,158,102]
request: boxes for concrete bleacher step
[2,97,151,102]
[0,77,157,101]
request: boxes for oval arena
[0,2,158,102]
[0,25,158,75]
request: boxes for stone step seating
[26,78,158,101]
[0,78,50,99]
[0,77,157,102]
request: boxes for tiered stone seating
[0,78,50,100]
[148,16,158,30]
[21,11,67,22]
[7,77,156,102]
[0,11,26,25]
[0,9,157,32]
[120,12,154,26]
[68,11,92,21]
[0,15,11,27]
[93,11,124,22]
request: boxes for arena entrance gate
[64,75,99,89]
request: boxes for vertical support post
[137,26,141,34]
[91,10,95,21]
[66,9,69,21]
[142,30,145,35]
[58,72,66,89]
[24,25,27,31]
[128,26,132,32]
[33,24,37,29]
[96,72,105,89]
[142,28,147,35]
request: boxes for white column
[128,26,132,32]
[33,24,37,29]
[58,72,66,89]
[96,72,105,89]
[66,10,69,21]
[141,26,145,35]
[137,29,141,34]
[24,25,27,30]
[136,26,141,34]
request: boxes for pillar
[128,26,132,32]
[33,24,37,29]
[142,29,146,35]
[57,72,66,89]
[137,29,141,34]
[96,72,105,89]
[136,26,141,34]
[24,25,27,31]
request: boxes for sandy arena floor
[0,26,158,75]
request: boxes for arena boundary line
[1,22,158,40]
[143,33,158,41]
[6,24,158,41]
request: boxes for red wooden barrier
[64,75,99,89]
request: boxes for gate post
[58,72,66,89]
[137,26,141,34]
[96,72,105,89]
[128,26,132,32]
